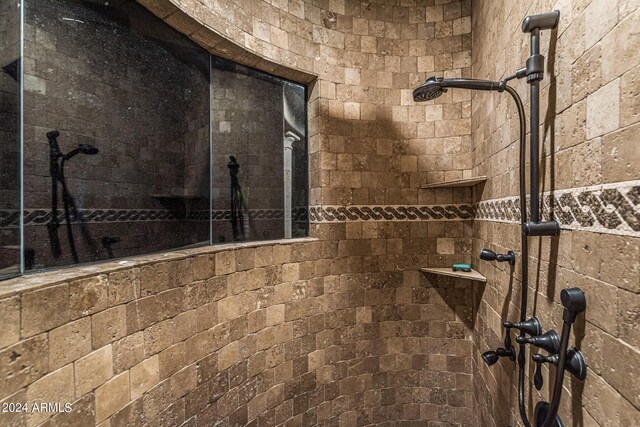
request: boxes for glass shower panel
[0,0,22,278]
[210,57,307,243]
[22,0,210,270]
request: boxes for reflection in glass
[23,0,210,270]
[0,0,307,279]
[0,0,21,278]
[211,57,307,243]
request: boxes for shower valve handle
[516,330,560,354]
[504,316,542,336]
[533,349,587,381]
[533,358,544,390]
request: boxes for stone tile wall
[0,231,475,426]
[2,0,637,426]
[0,1,480,424]
[470,1,639,425]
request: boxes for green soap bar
[452,263,472,272]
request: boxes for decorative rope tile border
[2,181,637,236]
[308,205,476,222]
[476,180,639,237]
[0,208,308,228]
[309,180,639,237]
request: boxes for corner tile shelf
[421,176,487,189]
[420,267,486,282]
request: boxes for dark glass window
[210,57,307,243]
[0,0,21,279]
[22,0,210,270]
[0,0,307,278]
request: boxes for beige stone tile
[130,354,159,400]
[169,364,197,400]
[0,334,48,398]
[620,63,640,127]
[92,305,127,349]
[587,78,620,138]
[158,342,186,380]
[21,284,70,338]
[25,364,74,426]
[113,331,145,374]
[95,371,130,423]
[215,251,236,275]
[69,275,108,320]
[602,333,640,409]
[585,0,619,49]
[601,8,640,82]
[602,122,640,182]
[218,341,239,371]
[0,296,20,349]
[49,317,92,370]
[74,345,113,397]
[618,288,640,350]
[108,268,140,306]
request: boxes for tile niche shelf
[421,176,487,189]
[420,267,487,282]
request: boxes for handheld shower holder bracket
[524,220,560,236]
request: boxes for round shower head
[413,76,447,102]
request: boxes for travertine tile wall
[0,232,476,427]
[0,0,481,426]
[470,1,639,426]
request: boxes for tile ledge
[420,267,487,282]
[0,237,318,299]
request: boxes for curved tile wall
[1,1,481,425]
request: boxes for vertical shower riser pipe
[529,28,541,223]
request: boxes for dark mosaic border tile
[476,182,639,236]
[2,182,637,236]
[0,208,308,227]
[308,181,639,236]
[308,205,476,222]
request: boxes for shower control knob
[533,358,544,390]
[504,316,542,336]
[516,330,560,354]
[532,348,587,381]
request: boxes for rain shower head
[413,76,447,101]
[63,144,99,160]
[413,76,504,102]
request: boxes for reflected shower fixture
[63,144,99,160]
[47,130,100,263]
